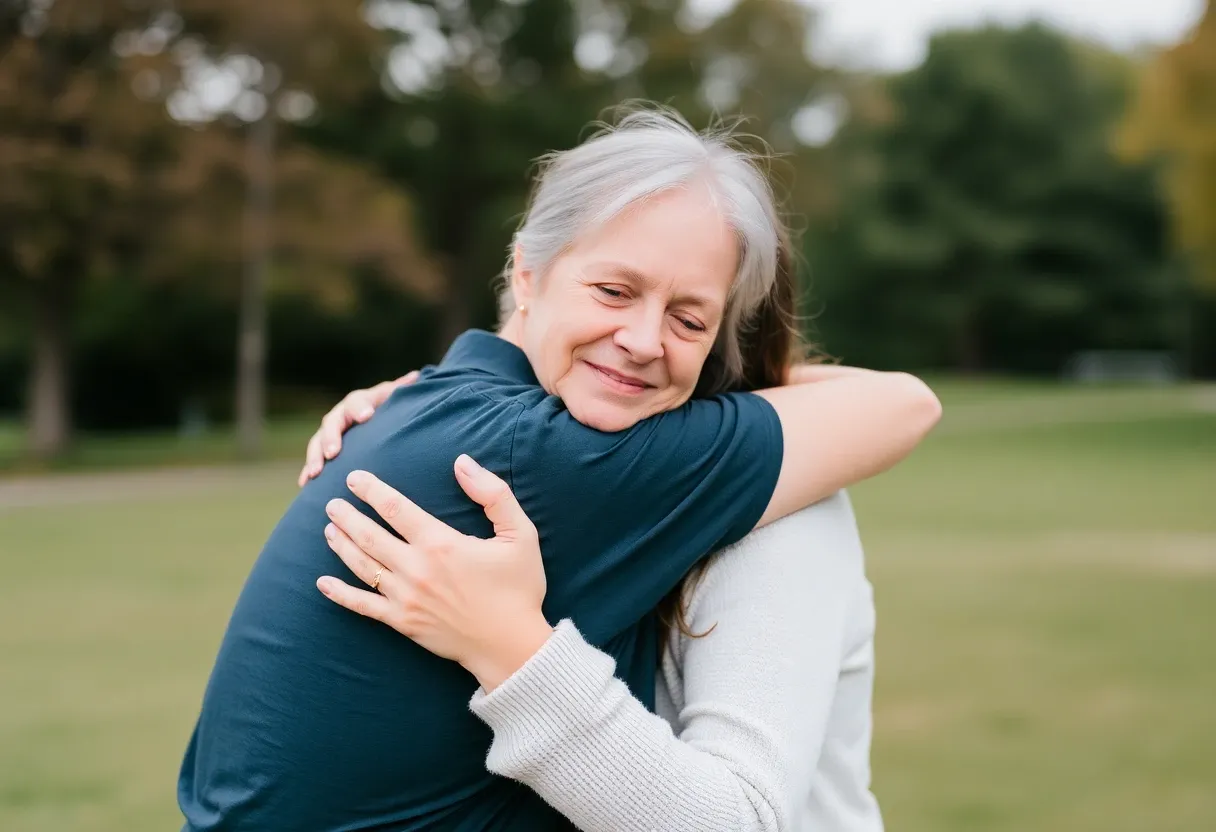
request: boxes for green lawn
[0,415,321,474]
[1,382,1214,831]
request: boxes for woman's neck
[497,312,526,350]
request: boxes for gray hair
[501,105,782,386]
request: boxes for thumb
[453,454,533,541]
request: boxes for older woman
[178,107,937,831]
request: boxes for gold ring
[371,566,385,592]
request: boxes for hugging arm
[470,501,862,832]
[321,470,863,832]
[754,366,941,527]
[298,371,419,486]
[299,363,942,532]
[308,363,936,651]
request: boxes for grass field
[1,382,1214,831]
[0,416,322,474]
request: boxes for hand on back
[298,371,419,486]
[317,456,552,691]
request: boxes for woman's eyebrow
[590,260,652,286]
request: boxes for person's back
[181,352,577,830]
[179,331,783,831]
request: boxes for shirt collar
[440,329,538,385]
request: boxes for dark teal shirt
[179,330,783,831]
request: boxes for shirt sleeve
[468,496,868,832]
[508,391,783,643]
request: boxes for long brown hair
[656,223,815,641]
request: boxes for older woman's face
[514,185,739,432]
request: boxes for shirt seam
[505,400,525,493]
[465,387,526,492]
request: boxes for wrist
[462,612,554,693]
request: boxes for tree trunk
[236,108,275,457]
[954,290,985,374]
[27,277,73,458]
[956,313,982,373]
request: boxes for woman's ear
[510,244,535,310]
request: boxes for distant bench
[1063,351,1181,384]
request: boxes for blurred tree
[306,0,835,354]
[617,0,841,235]
[153,120,434,455]
[0,1,432,458]
[1119,1,1216,371]
[171,0,434,455]
[810,24,1173,373]
[0,1,181,457]
[305,0,594,352]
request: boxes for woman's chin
[564,397,646,434]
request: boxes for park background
[2,0,1214,830]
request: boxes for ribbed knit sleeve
[470,620,781,831]
[468,499,871,832]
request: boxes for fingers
[323,521,396,592]
[316,576,396,625]
[299,373,419,488]
[453,455,536,542]
[318,401,356,461]
[345,390,377,424]
[300,431,326,486]
[343,471,453,545]
[326,496,411,572]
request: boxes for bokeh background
[2,1,1214,830]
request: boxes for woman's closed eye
[594,283,707,333]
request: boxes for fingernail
[356,406,373,420]
[324,444,337,457]
[347,470,366,489]
[326,499,341,517]
[324,523,336,540]
[317,577,335,595]
[455,454,481,477]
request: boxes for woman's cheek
[678,343,709,388]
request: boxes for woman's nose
[613,309,665,363]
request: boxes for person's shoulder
[370,372,536,469]
[416,365,542,400]
[506,389,782,525]
[670,493,869,665]
[510,388,775,444]
[734,491,861,550]
[695,492,865,594]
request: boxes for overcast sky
[800,0,1205,70]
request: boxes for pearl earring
[517,304,526,313]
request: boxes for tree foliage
[809,24,1175,373]
[303,0,834,350]
[2,6,1211,457]
[1,1,180,455]
[1119,0,1216,290]
[1,0,431,456]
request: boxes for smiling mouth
[585,361,652,394]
